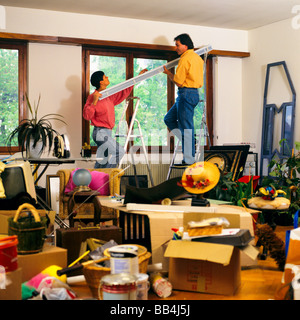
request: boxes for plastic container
[136,273,150,300]
[0,235,18,272]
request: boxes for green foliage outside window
[0,49,19,146]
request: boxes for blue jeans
[164,87,199,164]
[92,127,125,168]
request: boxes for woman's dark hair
[174,33,194,49]
[91,71,105,90]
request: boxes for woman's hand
[139,68,148,75]
[93,90,102,105]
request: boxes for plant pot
[26,138,44,158]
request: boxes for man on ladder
[163,33,204,167]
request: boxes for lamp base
[191,194,210,207]
[74,186,92,192]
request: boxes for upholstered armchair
[56,168,124,225]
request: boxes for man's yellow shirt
[173,49,204,88]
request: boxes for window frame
[82,46,213,153]
[82,46,202,153]
[0,40,27,154]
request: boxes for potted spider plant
[7,93,67,158]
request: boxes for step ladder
[166,105,211,180]
[115,96,154,187]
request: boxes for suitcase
[56,225,122,266]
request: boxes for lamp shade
[72,168,92,187]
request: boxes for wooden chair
[56,168,124,225]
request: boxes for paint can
[98,273,137,300]
[136,273,150,300]
[108,245,139,275]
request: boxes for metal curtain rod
[98,44,213,100]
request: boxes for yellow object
[180,162,220,194]
[161,198,172,206]
[258,187,268,195]
[173,49,204,88]
[82,142,91,150]
[0,161,6,199]
[68,250,90,267]
[187,217,229,236]
[41,265,67,283]
[14,203,41,222]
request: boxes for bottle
[149,272,172,298]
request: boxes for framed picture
[204,145,249,180]
[46,175,60,214]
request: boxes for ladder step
[116,134,142,138]
[170,165,188,169]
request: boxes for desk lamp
[72,168,92,192]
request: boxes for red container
[0,236,18,272]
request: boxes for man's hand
[163,65,171,76]
[163,65,179,85]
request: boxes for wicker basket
[83,246,152,299]
[8,203,47,255]
[83,257,111,299]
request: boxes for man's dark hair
[91,71,105,90]
[174,33,194,49]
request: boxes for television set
[0,160,36,205]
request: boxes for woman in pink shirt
[83,69,147,168]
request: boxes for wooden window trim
[0,32,250,58]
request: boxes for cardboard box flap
[239,243,259,260]
[164,240,235,266]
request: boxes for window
[0,41,27,154]
[82,46,213,153]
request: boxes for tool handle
[14,203,41,222]
[57,263,83,276]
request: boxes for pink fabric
[83,87,133,129]
[26,273,48,289]
[64,168,110,195]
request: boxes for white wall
[4,7,247,51]
[243,18,300,173]
[28,43,82,158]
[2,6,248,186]
[213,56,243,145]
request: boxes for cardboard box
[165,241,241,295]
[18,244,67,282]
[0,268,22,300]
[164,211,259,295]
[183,208,258,267]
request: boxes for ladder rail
[115,96,154,186]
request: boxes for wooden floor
[70,226,291,301]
